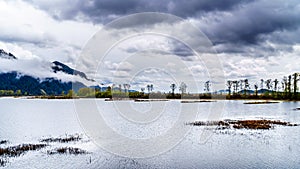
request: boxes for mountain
[237,89,255,94]
[0,72,85,95]
[217,89,230,94]
[0,49,93,95]
[0,49,17,60]
[217,89,272,94]
[257,89,272,94]
[51,61,94,82]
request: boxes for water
[1,98,300,168]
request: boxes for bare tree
[254,84,258,96]
[260,79,264,90]
[147,84,154,93]
[240,80,244,91]
[292,73,299,99]
[170,83,176,95]
[232,80,240,94]
[265,79,272,91]
[204,81,211,93]
[273,79,279,92]
[288,75,292,97]
[227,80,233,96]
[243,79,250,95]
[179,82,187,95]
[232,81,237,94]
[123,84,130,93]
[119,84,122,92]
[282,76,288,97]
[112,84,116,91]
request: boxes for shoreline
[2,96,300,102]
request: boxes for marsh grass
[40,134,81,143]
[181,100,216,103]
[0,143,47,166]
[188,119,298,130]
[47,147,88,155]
[244,101,279,104]
[0,144,47,157]
[0,140,8,145]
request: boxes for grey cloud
[203,0,300,45]
[215,42,294,58]
[0,29,56,47]
[171,42,195,57]
[104,12,179,30]
[165,0,254,18]
[25,0,300,58]
[123,38,195,60]
[26,0,253,23]
[261,28,300,45]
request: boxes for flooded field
[1,98,300,168]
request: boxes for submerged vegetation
[47,147,88,155]
[0,159,7,167]
[243,101,279,104]
[0,134,87,167]
[40,134,82,143]
[0,141,8,145]
[188,119,298,130]
[0,144,47,157]
[180,100,216,103]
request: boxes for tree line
[3,72,300,100]
[226,72,300,100]
[0,90,22,96]
[63,82,208,99]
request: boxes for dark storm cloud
[123,38,195,59]
[170,41,195,57]
[204,0,300,46]
[26,0,253,23]
[103,12,179,29]
[82,0,254,23]
[215,42,294,58]
[172,47,194,57]
[26,0,300,56]
[162,0,254,18]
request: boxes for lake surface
[1,98,300,169]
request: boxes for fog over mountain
[0,49,94,95]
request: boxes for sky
[0,0,300,92]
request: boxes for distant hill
[216,89,255,94]
[90,85,138,93]
[257,89,272,94]
[237,90,255,94]
[217,89,230,94]
[218,89,272,94]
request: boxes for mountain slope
[0,49,17,60]
[51,61,94,82]
[0,72,85,95]
[0,49,93,95]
